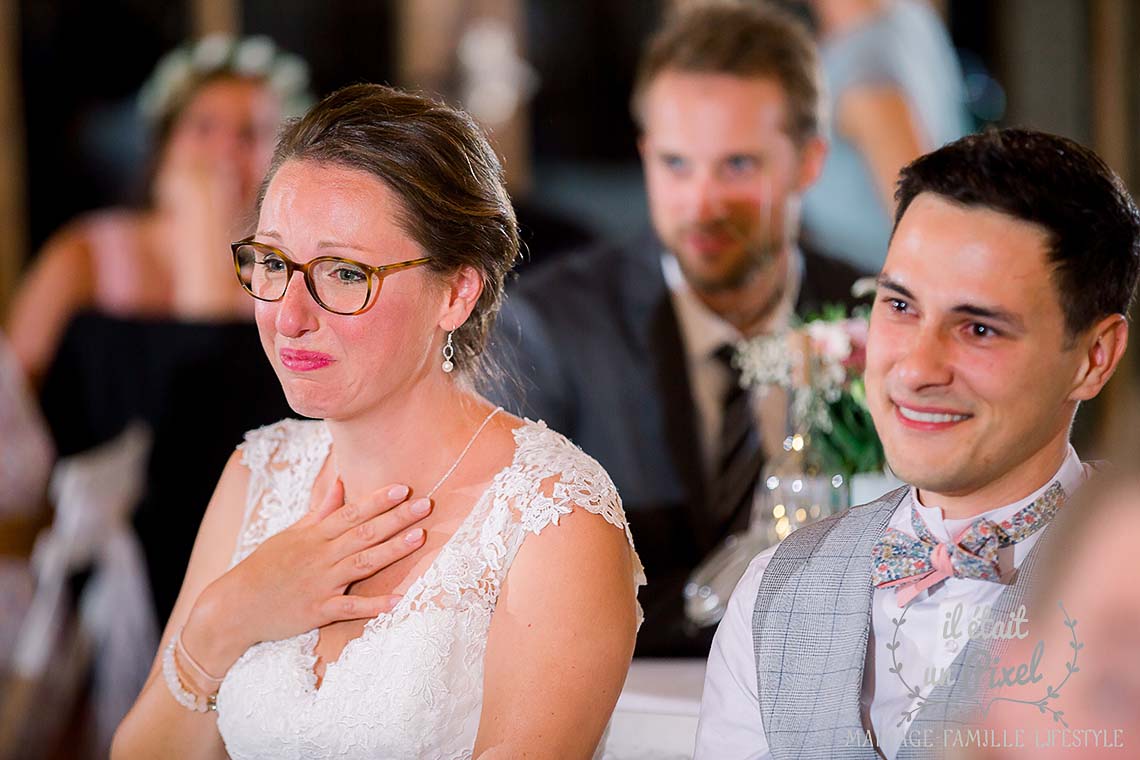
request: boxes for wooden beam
[192,0,240,37]
[1089,0,1140,456]
[1090,0,1130,180]
[0,0,26,319]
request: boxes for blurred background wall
[0,0,1135,450]
[0,0,1137,452]
[0,0,1136,269]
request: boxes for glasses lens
[236,244,289,300]
[311,258,372,314]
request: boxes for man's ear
[439,265,484,331]
[795,135,829,193]
[1069,314,1129,402]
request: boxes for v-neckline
[302,418,536,694]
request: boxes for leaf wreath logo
[887,601,1082,728]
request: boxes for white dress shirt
[661,251,803,475]
[694,446,1087,760]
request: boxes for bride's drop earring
[442,331,455,373]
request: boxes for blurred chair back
[2,422,155,760]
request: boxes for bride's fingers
[333,528,426,585]
[333,497,433,556]
[319,483,411,540]
[320,593,403,624]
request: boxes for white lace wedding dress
[215,418,644,759]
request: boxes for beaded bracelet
[161,629,219,713]
[175,629,224,689]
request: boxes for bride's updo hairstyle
[259,83,520,380]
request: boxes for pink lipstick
[280,348,334,371]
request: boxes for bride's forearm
[110,668,229,760]
[112,579,251,760]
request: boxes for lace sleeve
[230,419,330,567]
[233,422,284,558]
[512,424,646,625]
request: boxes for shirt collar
[908,445,1086,542]
[661,248,804,363]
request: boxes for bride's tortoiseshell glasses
[232,239,432,315]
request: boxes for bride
[113,83,644,760]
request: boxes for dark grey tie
[707,344,765,536]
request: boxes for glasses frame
[231,238,433,316]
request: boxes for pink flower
[842,318,869,348]
[806,321,853,364]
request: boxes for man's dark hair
[631,0,823,144]
[894,128,1140,337]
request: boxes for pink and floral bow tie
[870,481,1066,606]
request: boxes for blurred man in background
[494,1,865,657]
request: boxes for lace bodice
[216,418,644,760]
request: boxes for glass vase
[683,433,850,628]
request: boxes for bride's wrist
[182,581,251,678]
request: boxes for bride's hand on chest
[183,478,433,676]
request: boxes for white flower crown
[137,33,313,125]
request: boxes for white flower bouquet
[733,305,885,476]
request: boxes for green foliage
[808,394,886,476]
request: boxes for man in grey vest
[694,128,1140,759]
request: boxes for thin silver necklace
[425,406,503,498]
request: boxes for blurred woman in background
[0,37,309,631]
[4,34,310,386]
[0,38,310,759]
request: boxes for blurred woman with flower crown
[0,36,311,630]
[4,34,311,387]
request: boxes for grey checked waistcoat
[752,487,1053,760]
